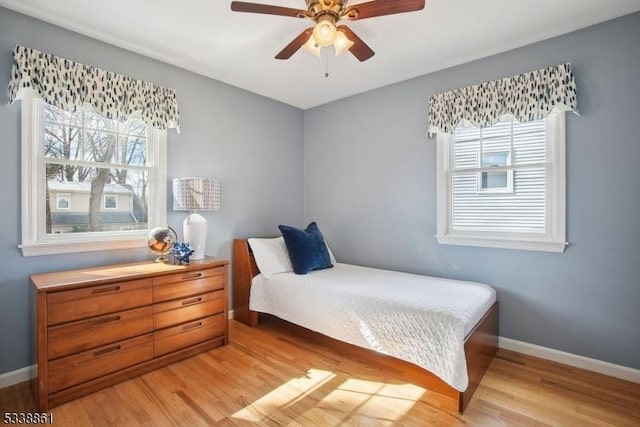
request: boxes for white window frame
[103,194,118,210]
[435,113,567,253]
[56,193,71,210]
[20,97,167,256]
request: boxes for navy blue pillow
[278,222,333,274]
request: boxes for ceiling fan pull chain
[325,49,330,78]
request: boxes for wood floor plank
[1,320,638,426]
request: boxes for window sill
[435,234,568,253]
[20,237,147,257]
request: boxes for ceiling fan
[230,0,425,61]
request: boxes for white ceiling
[1,0,639,109]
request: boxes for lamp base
[183,213,207,260]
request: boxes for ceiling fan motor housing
[305,0,347,21]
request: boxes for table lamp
[172,177,221,260]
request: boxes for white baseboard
[0,365,35,389]
[499,337,640,384]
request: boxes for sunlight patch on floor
[231,368,336,423]
[313,378,425,424]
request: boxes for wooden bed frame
[232,238,498,413]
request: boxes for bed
[232,238,498,413]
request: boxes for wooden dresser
[30,256,229,410]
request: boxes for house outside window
[20,98,167,256]
[436,113,567,253]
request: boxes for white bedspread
[250,263,496,391]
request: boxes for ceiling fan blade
[337,26,375,62]
[231,1,308,18]
[275,28,314,60]
[341,0,425,20]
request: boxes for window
[436,113,567,253]
[103,194,118,210]
[56,193,71,210]
[20,97,167,256]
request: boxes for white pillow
[248,237,293,279]
[325,240,337,264]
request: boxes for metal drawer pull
[181,272,203,280]
[91,315,121,326]
[91,285,121,295]
[93,345,121,357]
[182,321,203,331]
[181,297,202,306]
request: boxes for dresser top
[31,256,229,291]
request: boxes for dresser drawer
[47,279,152,326]
[47,306,153,360]
[48,334,153,393]
[153,291,225,330]
[153,267,225,302]
[154,313,225,357]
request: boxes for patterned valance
[8,45,180,131]
[427,63,578,136]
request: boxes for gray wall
[0,7,304,375]
[304,12,640,369]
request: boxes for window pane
[119,118,148,138]
[84,111,117,132]
[453,139,479,169]
[46,165,148,234]
[454,125,480,143]
[117,136,147,166]
[481,171,508,189]
[481,133,510,153]
[480,120,511,139]
[43,104,83,161]
[513,120,546,165]
[482,152,508,167]
[44,103,82,127]
[84,130,117,163]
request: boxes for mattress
[250,263,496,392]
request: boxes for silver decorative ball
[147,226,177,262]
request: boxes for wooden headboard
[232,239,261,326]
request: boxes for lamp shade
[173,178,220,212]
[303,37,322,57]
[172,177,221,261]
[333,31,354,56]
[312,17,337,47]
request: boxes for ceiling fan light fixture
[312,16,337,47]
[302,36,322,57]
[333,31,354,56]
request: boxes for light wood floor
[2,320,639,426]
